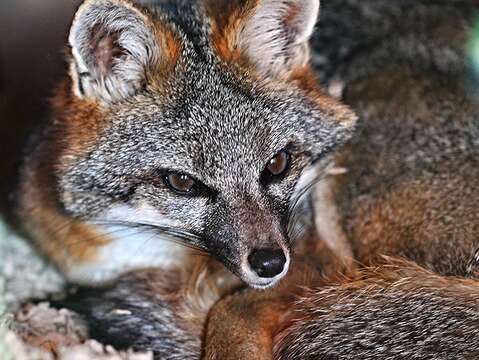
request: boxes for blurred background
[0,0,81,220]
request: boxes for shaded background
[0,0,81,220]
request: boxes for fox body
[55,1,479,359]
[15,0,355,289]
[17,0,479,358]
[311,0,479,277]
[207,1,479,359]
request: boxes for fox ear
[207,0,319,78]
[68,0,162,104]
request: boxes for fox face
[21,0,356,288]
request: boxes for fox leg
[204,289,290,360]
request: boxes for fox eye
[164,173,195,194]
[261,150,290,184]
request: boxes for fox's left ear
[68,0,173,104]
[206,0,319,78]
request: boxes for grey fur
[60,270,204,359]
[275,265,479,360]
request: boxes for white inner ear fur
[239,0,320,76]
[69,0,161,104]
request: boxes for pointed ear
[206,0,319,78]
[68,0,163,104]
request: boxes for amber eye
[261,150,290,186]
[164,173,196,194]
[266,151,289,176]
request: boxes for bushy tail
[274,260,479,360]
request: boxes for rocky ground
[0,219,152,360]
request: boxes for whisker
[90,219,209,254]
[286,162,336,244]
[128,231,157,264]
[30,210,209,258]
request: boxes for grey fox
[15,0,355,288]
[16,0,479,359]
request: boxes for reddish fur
[149,21,184,89]
[203,0,258,64]
[15,78,110,268]
[15,12,185,269]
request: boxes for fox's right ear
[205,0,319,79]
[68,0,167,104]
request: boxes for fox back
[276,1,479,358]
[311,0,479,276]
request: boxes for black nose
[248,248,286,278]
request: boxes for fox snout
[237,209,291,288]
[248,248,287,278]
[206,201,291,288]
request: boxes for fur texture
[274,261,479,359]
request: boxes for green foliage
[467,16,479,80]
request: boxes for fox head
[25,0,356,288]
